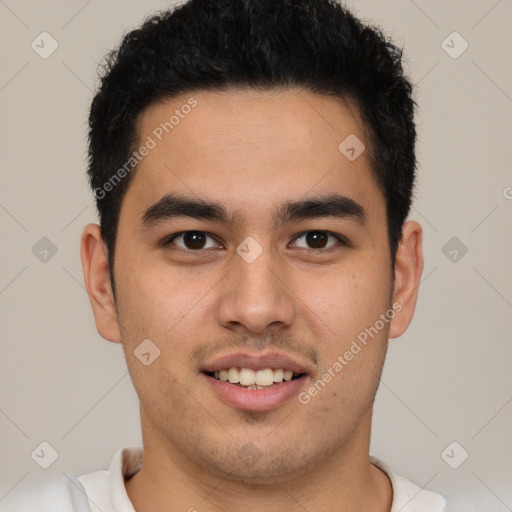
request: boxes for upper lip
[201,351,311,374]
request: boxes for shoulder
[1,446,142,512]
[1,473,91,512]
[370,456,447,512]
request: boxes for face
[83,87,421,484]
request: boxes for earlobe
[80,223,122,343]
[389,220,424,339]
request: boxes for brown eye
[166,231,220,251]
[306,231,328,249]
[292,231,345,250]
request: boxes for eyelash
[162,230,349,254]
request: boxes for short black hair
[87,0,416,289]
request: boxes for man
[5,0,446,510]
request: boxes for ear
[389,220,424,339]
[80,223,122,343]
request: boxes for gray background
[1,1,511,510]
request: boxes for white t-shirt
[1,446,446,512]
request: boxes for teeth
[274,368,284,382]
[255,368,274,386]
[239,368,256,386]
[211,367,300,386]
[227,367,240,383]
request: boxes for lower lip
[201,373,307,412]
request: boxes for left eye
[291,231,344,250]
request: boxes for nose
[216,246,296,336]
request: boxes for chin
[194,436,327,486]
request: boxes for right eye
[163,231,223,252]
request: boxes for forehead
[123,88,382,224]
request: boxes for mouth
[200,353,310,412]
[199,351,313,412]
[204,367,305,390]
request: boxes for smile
[205,367,303,389]
[200,351,311,411]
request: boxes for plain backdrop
[1,1,511,511]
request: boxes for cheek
[115,260,222,401]
[117,256,217,341]
[297,256,392,342]
[115,266,199,405]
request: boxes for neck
[126,410,392,512]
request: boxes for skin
[81,87,423,512]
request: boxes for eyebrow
[141,192,367,229]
